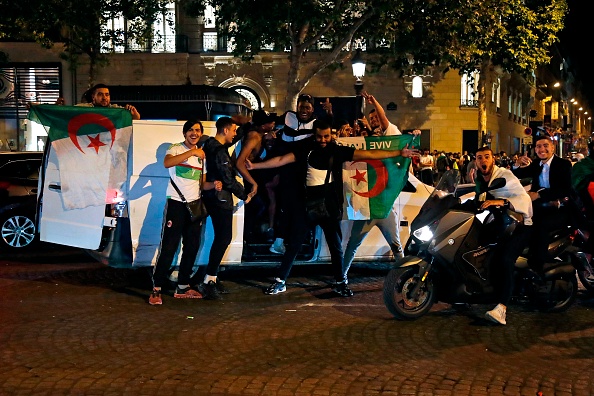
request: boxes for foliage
[182,0,566,110]
[0,0,172,86]
[445,0,567,79]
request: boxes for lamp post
[351,48,366,120]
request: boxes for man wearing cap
[512,133,573,268]
[236,110,278,243]
[269,94,334,255]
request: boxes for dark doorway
[463,130,479,154]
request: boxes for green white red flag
[336,134,419,219]
[28,105,132,210]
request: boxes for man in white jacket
[474,146,533,325]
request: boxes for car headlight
[412,225,433,242]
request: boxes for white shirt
[539,156,554,189]
[166,142,205,202]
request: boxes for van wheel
[0,213,37,249]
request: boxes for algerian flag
[336,134,419,219]
[28,105,132,210]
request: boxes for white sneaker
[485,304,507,325]
[269,238,286,255]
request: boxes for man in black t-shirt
[246,119,416,297]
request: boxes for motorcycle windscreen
[38,143,106,249]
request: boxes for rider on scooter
[475,146,533,325]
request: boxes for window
[152,2,176,53]
[101,1,176,53]
[508,90,513,119]
[203,5,218,51]
[515,93,522,122]
[492,77,501,112]
[411,76,423,98]
[232,87,260,110]
[461,71,479,107]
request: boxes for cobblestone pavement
[2,245,594,396]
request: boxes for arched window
[232,86,260,110]
[412,76,423,98]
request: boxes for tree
[0,0,172,87]
[183,0,566,128]
[444,0,567,141]
[182,0,471,110]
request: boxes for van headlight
[412,225,433,242]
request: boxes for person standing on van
[268,94,333,255]
[76,83,141,120]
[235,110,278,243]
[342,92,421,296]
[200,117,255,300]
[246,119,417,296]
[149,120,221,306]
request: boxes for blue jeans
[342,210,403,282]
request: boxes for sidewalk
[1,246,594,395]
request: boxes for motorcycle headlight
[413,225,433,242]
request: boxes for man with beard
[268,94,333,255]
[474,146,533,325]
[76,83,141,120]
[246,119,417,296]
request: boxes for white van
[37,120,434,268]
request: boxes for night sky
[559,0,593,108]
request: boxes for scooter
[383,170,579,320]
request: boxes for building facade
[1,19,591,155]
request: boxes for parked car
[0,152,43,249]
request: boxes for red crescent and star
[350,159,388,198]
[67,113,116,154]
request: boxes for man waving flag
[337,134,419,219]
[28,105,132,210]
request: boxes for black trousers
[495,224,532,305]
[153,199,203,288]
[277,205,344,283]
[204,199,234,277]
[530,206,570,266]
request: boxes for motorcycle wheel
[383,265,434,320]
[535,272,578,313]
[577,262,594,292]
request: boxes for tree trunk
[477,58,489,147]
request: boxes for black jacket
[202,137,248,210]
[512,155,572,203]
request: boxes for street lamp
[351,48,366,119]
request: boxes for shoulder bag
[170,177,208,222]
[304,155,340,223]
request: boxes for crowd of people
[412,148,521,186]
[141,89,421,304]
[61,84,594,328]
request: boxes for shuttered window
[0,63,61,117]
[0,63,62,151]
